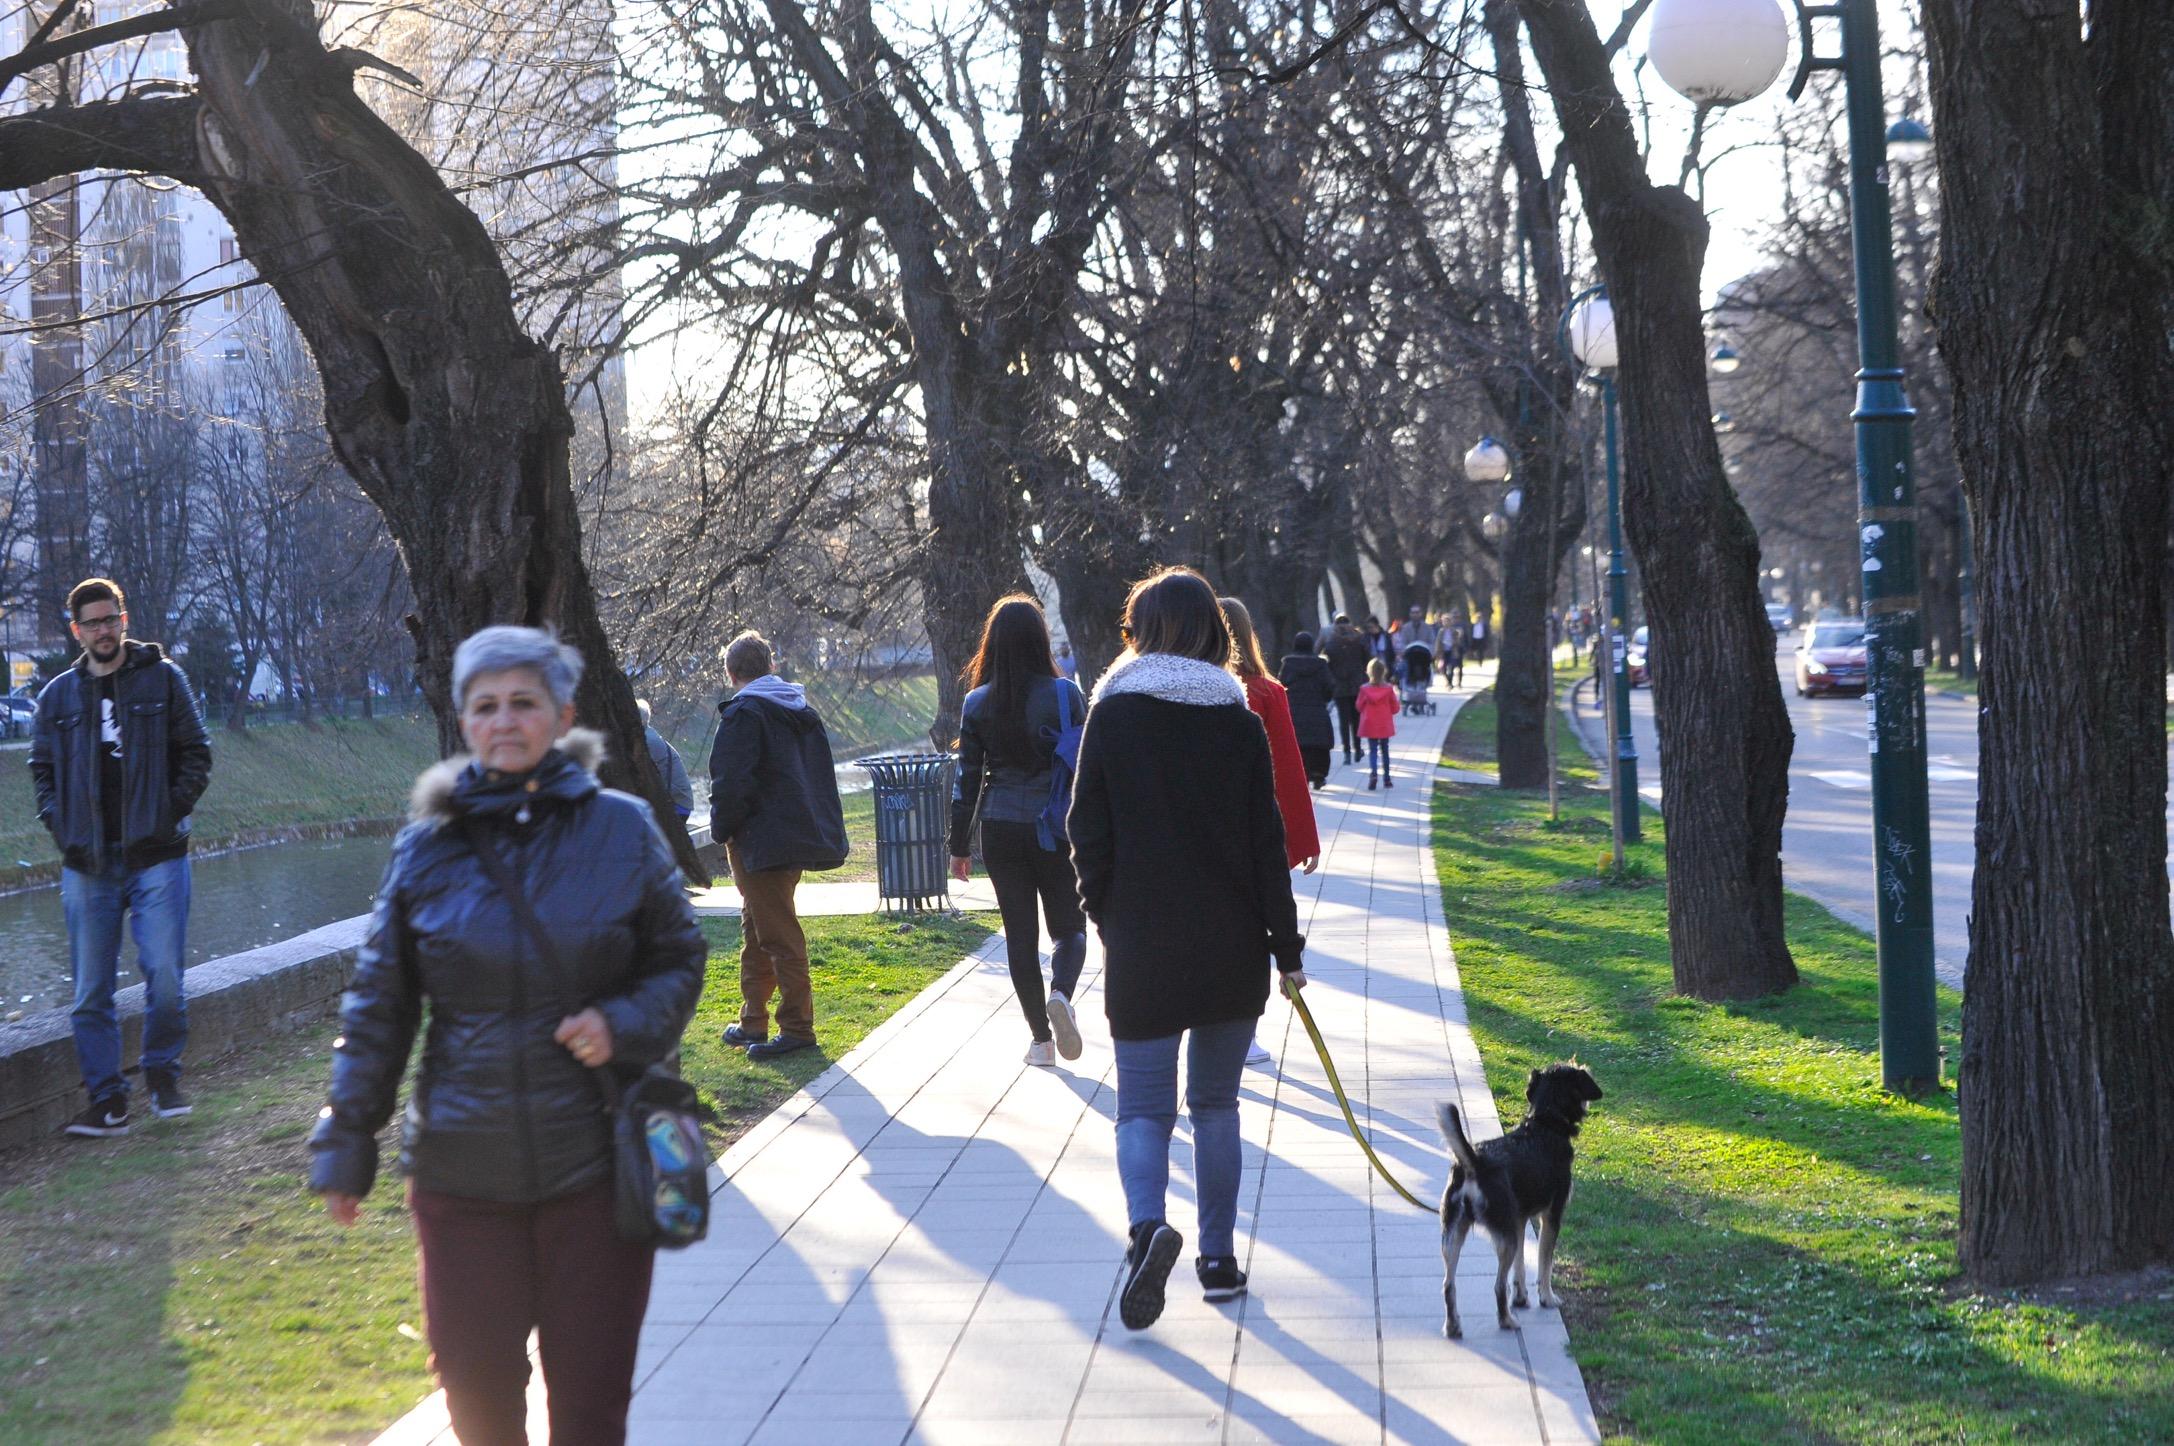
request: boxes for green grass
[665,672,942,765]
[0,717,441,889]
[1433,693,2174,1442]
[0,910,991,1444]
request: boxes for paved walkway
[379,671,1601,1444]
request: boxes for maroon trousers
[408,1181,655,1445]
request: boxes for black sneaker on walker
[722,1023,768,1047]
[1046,992,1083,1061]
[1119,1221,1183,1330]
[1197,1255,1248,1303]
[64,1096,130,1138]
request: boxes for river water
[0,833,396,1017]
[0,748,905,1018]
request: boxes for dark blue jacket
[29,641,212,871]
[307,731,707,1204]
[949,674,1086,857]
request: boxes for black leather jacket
[949,674,1086,856]
[29,641,212,871]
[307,731,706,1204]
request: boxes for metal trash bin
[858,753,956,913]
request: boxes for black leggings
[981,819,1087,1042]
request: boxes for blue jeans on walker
[1114,1016,1255,1257]
[65,854,191,1102]
[1367,737,1391,782]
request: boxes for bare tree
[1515,0,1798,998]
[0,0,702,873]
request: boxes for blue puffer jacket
[307,730,707,1204]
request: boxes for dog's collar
[1527,1105,1584,1136]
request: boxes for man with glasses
[29,578,213,1137]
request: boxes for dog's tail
[1436,1103,1481,1176]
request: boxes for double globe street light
[1646,0,1939,1092]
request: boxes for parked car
[1765,602,1794,631]
[0,694,34,739]
[1796,619,1868,696]
[1626,626,1651,687]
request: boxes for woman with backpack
[949,595,1089,1067]
[1276,630,1338,790]
[1070,568,1307,1328]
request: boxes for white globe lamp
[1504,487,1524,519]
[1463,436,1511,484]
[1647,0,1790,107]
[1567,294,1619,372]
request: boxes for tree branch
[0,95,203,190]
[0,0,242,97]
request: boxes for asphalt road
[1574,631,2144,991]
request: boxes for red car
[1795,620,1868,696]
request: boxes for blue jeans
[64,854,191,1101]
[1114,1016,1254,1257]
[1367,737,1391,781]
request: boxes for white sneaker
[1046,992,1083,1061]
[1244,1041,1275,1070]
[1024,1040,1057,1067]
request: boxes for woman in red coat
[1221,598,1321,1073]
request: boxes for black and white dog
[1435,1064,1604,1338]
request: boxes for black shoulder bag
[460,820,712,1249]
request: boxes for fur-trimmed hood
[410,726,607,823]
[1090,651,1248,709]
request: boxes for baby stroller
[1400,641,1437,715]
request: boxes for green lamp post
[1648,0,1940,1092]
[1558,287,1641,851]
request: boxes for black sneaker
[147,1073,192,1119]
[745,1034,817,1061]
[1197,1255,1248,1303]
[722,1023,769,1047]
[1119,1221,1183,1330]
[64,1096,130,1138]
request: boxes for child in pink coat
[1355,659,1399,790]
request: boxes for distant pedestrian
[1055,641,1079,682]
[948,595,1089,1068]
[1070,567,1307,1327]
[1363,615,1396,677]
[636,698,694,820]
[1468,616,1491,665]
[1322,614,1369,765]
[309,625,706,1446]
[1357,658,1399,789]
[1400,605,1439,657]
[31,577,212,1137]
[1277,631,1336,790]
[709,631,850,1060]
[1224,598,1321,1074]
[1440,626,1465,688]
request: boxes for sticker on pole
[1866,692,1879,754]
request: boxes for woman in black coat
[1069,568,1307,1330]
[1277,631,1337,788]
[310,626,706,1446]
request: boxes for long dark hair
[962,594,1057,754]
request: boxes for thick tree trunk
[1519,0,1796,997]
[1922,0,2174,1286]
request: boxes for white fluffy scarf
[1091,651,1247,708]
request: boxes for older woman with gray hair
[309,625,706,1445]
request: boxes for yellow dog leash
[1281,974,1439,1215]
